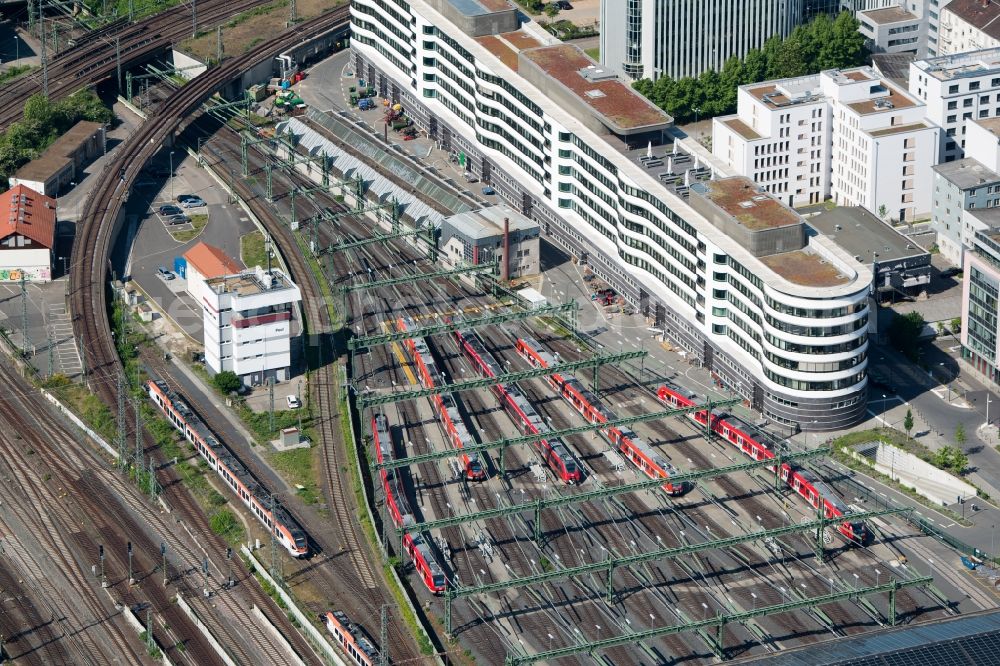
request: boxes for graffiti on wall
[0,267,51,282]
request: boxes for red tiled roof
[0,185,56,249]
[184,241,241,279]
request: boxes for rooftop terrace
[702,177,800,231]
[759,249,853,288]
[207,268,295,297]
[519,44,671,131]
[860,6,917,24]
[475,30,542,71]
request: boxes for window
[948,100,958,110]
[992,77,1000,87]
[557,198,571,208]
[558,149,571,158]
[965,98,974,107]
[557,131,571,142]
[949,84,959,94]
[982,95,991,104]
[423,25,436,34]
[947,114,957,123]
[971,82,982,91]
[982,109,990,118]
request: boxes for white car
[286,395,302,409]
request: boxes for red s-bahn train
[397,318,486,481]
[656,384,867,543]
[325,610,382,666]
[515,336,688,495]
[371,413,447,594]
[147,380,309,557]
[454,328,582,484]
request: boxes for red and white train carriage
[372,413,447,594]
[147,379,308,557]
[515,336,688,495]
[454,328,582,484]
[397,318,486,481]
[657,383,867,543]
[325,610,382,666]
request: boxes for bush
[209,509,244,542]
[932,446,967,474]
[633,11,867,123]
[212,370,241,394]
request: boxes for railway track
[0,0,276,130]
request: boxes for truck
[961,555,980,570]
[391,117,412,131]
[358,98,376,110]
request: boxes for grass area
[179,0,345,61]
[584,47,600,60]
[268,445,321,504]
[170,214,208,243]
[0,65,34,85]
[241,230,269,269]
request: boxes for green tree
[887,311,925,360]
[742,48,767,84]
[903,408,914,439]
[933,445,968,473]
[543,2,559,17]
[956,423,966,448]
[819,11,868,69]
[950,317,962,333]
[212,370,242,394]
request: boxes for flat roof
[13,120,103,181]
[444,0,510,16]
[861,6,917,24]
[475,30,542,72]
[722,118,762,140]
[443,204,538,240]
[846,81,918,115]
[759,249,852,288]
[914,47,1000,80]
[872,52,918,85]
[808,207,928,264]
[520,44,671,131]
[868,121,932,137]
[933,157,1000,189]
[702,177,801,231]
[207,268,295,296]
[973,116,1000,135]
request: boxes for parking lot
[122,151,257,341]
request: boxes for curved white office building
[350,0,872,430]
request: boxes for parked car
[481,186,496,196]
[940,267,962,278]
[166,214,190,225]
[286,395,302,409]
[178,194,206,208]
[464,172,479,183]
[158,204,183,216]
[558,0,573,8]
[157,267,174,280]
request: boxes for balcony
[232,310,291,329]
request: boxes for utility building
[184,241,243,307]
[0,185,56,282]
[439,206,539,280]
[201,267,302,387]
[8,121,106,196]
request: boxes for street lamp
[750,591,757,610]
[875,568,882,586]
[13,35,18,63]
[169,151,176,201]
[852,572,860,589]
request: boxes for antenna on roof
[265,232,272,274]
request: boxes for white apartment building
[713,67,940,220]
[910,47,1000,162]
[926,0,954,55]
[202,267,302,387]
[352,0,874,430]
[599,0,801,81]
[859,6,925,54]
[938,0,1000,54]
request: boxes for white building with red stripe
[201,266,301,387]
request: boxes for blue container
[174,256,187,279]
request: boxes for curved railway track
[0,0,275,130]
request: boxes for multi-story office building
[938,0,1000,55]
[932,158,1000,264]
[599,0,802,81]
[859,6,925,54]
[910,47,1000,162]
[351,0,873,429]
[713,67,939,220]
[963,227,1000,384]
[202,267,302,387]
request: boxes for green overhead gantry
[341,262,497,294]
[501,576,932,664]
[321,226,431,255]
[396,447,829,541]
[443,506,912,632]
[348,302,577,353]
[356,349,647,409]
[370,399,740,473]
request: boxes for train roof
[330,611,381,660]
[161,384,305,538]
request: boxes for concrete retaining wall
[852,441,978,506]
[176,593,238,666]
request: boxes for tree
[933,445,968,474]
[955,423,966,448]
[950,317,963,334]
[887,311,925,360]
[903,409,914,439]
[742,48,767,84]
[877,204,888,220]
[212,370,241,394]
[543,2,559,17]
